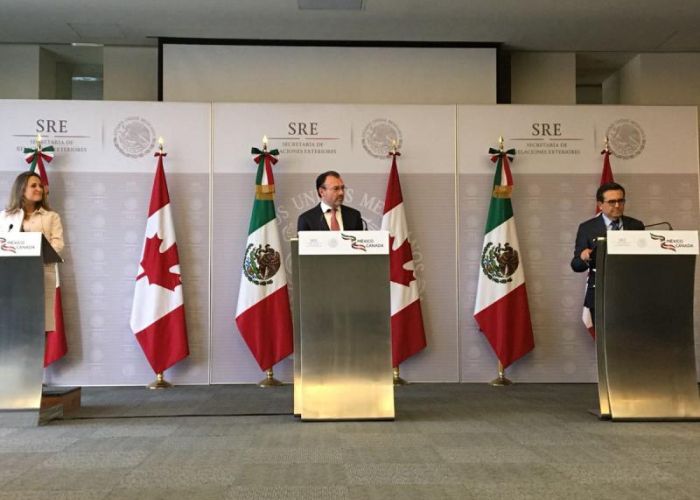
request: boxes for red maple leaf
[136,234,182,291]
[389,235,416,287]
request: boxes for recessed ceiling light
[298,0,364,10]
[71,42,104,47]
[71,76,102,82]
[68,22,124,39]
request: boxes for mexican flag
[473,147,534,369]
[130,151,189,374]
[582,148,615,337]
[235,147,293,371]
[380,152,427,367]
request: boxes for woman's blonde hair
[5,171,51,213]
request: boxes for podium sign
[607,230,699,255]
[292,231,393,420]
[0,231,42,256]
[298,231,390,255]
[596,230,700,420]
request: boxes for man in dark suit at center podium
[571,181,645,323]
[297,170,364,231]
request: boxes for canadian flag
[380,152,427,367]
[130,152,189,374]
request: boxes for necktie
[330,208,340,231]
[610,220,620,231]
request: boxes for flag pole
[389,139,409,389]
[259,368,283,387]
[490,362,513,386]
[489,137,513,388]
[147,372,173,389]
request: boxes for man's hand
[580,248,593,262]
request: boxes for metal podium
[0,232,62,426]
[291,231,394,421]
[595,230,700,420]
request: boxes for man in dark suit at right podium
[571,182,645,323]
[297,170,364,232]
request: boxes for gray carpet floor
[1,383,700,499]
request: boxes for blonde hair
[5,171,51,214]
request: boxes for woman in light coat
[0,171,64,331]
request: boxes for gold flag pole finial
[498,136,504,152]
[262,135,268,152]
[258,368,284,388]
[147,372,173,390]
[158,137,164,153]
[604,136,609,153]
[489,361,513,386]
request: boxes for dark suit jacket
[297,204,364,232]
[571,214,645,308]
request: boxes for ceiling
[2,0,700,83]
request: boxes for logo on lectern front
[650,233,677,252]
[0,237,16,253]
[341,233,366,252]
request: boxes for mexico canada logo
[650,233,676,252]
[606,118,646,159]
[243,243,282,285]
[0,237,16,254]
[362,118,402,159]
[113,116,157,158]
[341,233,366,252]
[481,242,519,283]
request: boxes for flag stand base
[489,362,513,386]
[393,366,408,386]
[258,369,284,388]
[147,373,173,390]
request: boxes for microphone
[8,224,13,232]
[644,221,674,230]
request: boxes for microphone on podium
[644,221,674,230]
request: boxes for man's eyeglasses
[602,199,626,206]
[323,185,346,192]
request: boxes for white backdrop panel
[457,105,700,382]
[0,100,211,386]
[210,103,458,382]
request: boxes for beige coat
[1,208,64,331]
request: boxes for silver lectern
[291,231,394,420]
[0,232,62,426]
[595,230,700,420]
